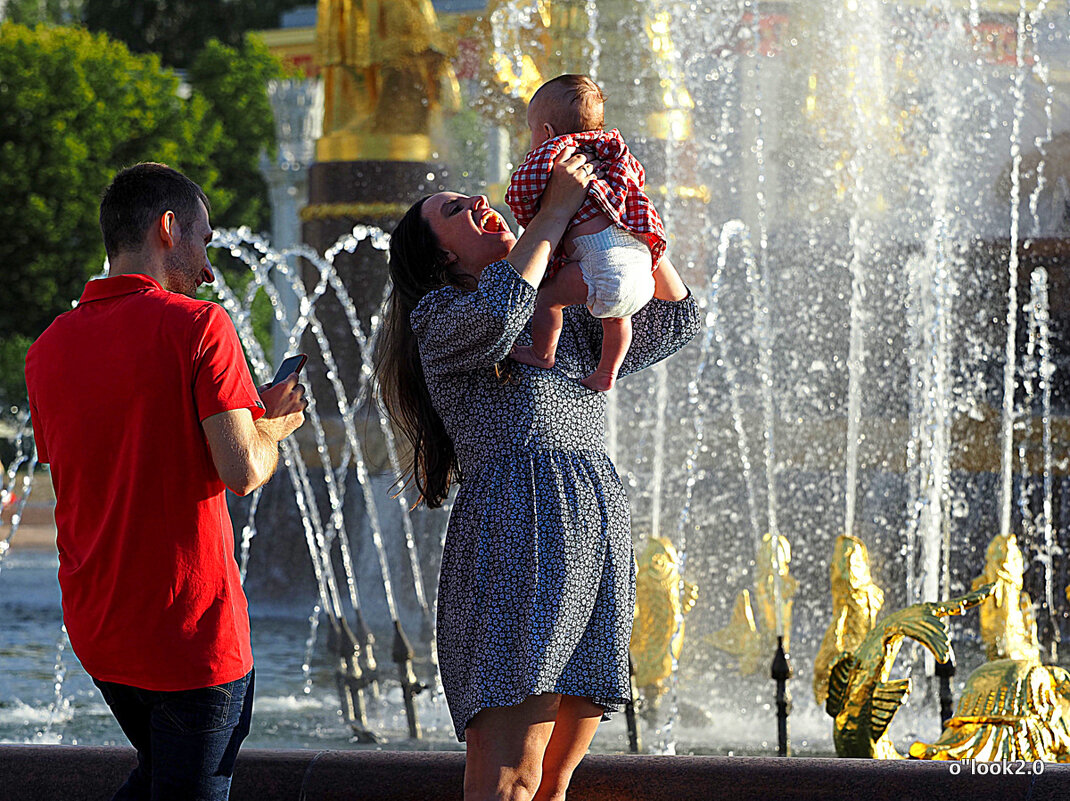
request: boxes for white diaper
[571,226,655,319]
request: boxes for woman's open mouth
[479,209,507,233]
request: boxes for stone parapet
[2,745,1068,800]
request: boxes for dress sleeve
[411,260,537,377]
[572,292,702,379]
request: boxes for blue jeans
[93,670,254,801]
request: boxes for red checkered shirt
[505,129,666,277]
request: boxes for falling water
[1022,2,1057,657]
[839,0,886,542]
[584,0,600,84]
[842,240,867,542]
[0,410,38,573]
[213,227,414,631]
[1028,268,1057,659]
[999,0,1034,539]
[710,221,763,546]
[37,625,70,743]
[1017,294,1039,552]
[905,0,969,608]
[211,240,367,629]
[746,0,784,640]
[302,603,323,695]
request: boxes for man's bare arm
[202,374,307,496]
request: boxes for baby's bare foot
[581,369,616,392]
[510,346,555,369]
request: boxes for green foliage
[0,334,32,409]
[3,0,83,26]
[188,35,289,232]
[81,0,308,69]
[0,23,221,345]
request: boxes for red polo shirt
[25,274,264,691]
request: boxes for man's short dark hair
[99,163,210,259]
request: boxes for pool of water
[3,550,690,753]
[0,549,465,749]
[1,549,856,756]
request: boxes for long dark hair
[375,197,467,508]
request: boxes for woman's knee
[464,762,543,801]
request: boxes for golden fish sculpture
[630,536,698,706]
[909,659,1070,761]
[971,532,1040,663]
[813,535,884,707]
[713,533,797,676]
[826,585,994,759]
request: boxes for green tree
[188,35,289,232]
[2,0,83,26]
[81,0,307,69]
[0,23,221,404]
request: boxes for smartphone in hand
[270,354,307,387]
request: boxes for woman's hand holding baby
[506,146,599,289]
[541,145,599,221]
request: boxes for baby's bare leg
[581,316,632,392]
[511,262,590,369]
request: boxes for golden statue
[713,533,796,676]
[909,659,1070,762]
[825,585,994,759]
[315,0,460,161]
[971,532,1040,663]
[813,535,884,707]
[473,1,692,140]
[713,589,763,676]
[629,536,698,706]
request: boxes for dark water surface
[0,550,464,750]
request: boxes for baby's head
[527,74,606,150]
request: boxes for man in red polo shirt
[25,163,307,801]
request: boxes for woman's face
[421,192,515,281]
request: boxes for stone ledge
[1,745,1067,800]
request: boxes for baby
[505,74,666,391]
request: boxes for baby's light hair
[530,74,606,134]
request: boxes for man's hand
[202,374,307,496]
[256,373,307,443]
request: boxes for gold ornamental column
[304,0,459,408]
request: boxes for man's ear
[543,122,557,141]
[158,210,178,249]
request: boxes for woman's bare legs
[510,263,589,369]
[464,694,560,801]
[581,316,631,391]
[463,693,603,801]
[532,696,604,801]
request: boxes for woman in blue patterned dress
[377,149,701,801]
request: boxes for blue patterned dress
[410,260,701,740]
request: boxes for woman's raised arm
[652,253,689,301]
[507,147,594,288]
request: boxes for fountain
[3,0,1070,761]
